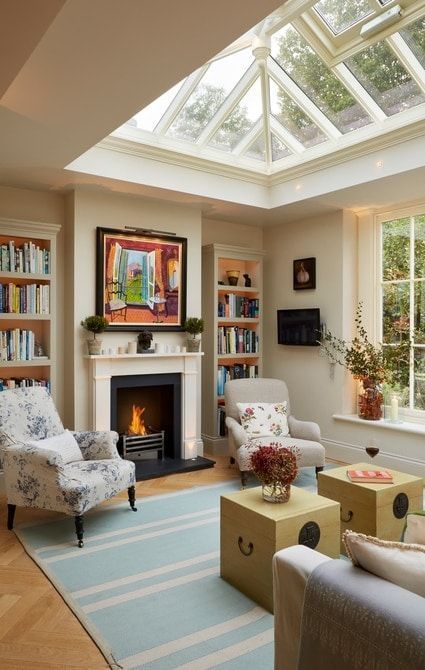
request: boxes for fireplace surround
[87,352,203,460]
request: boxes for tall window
[381,213,425,412]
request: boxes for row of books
[217,295,259,319]
[217,405,226,437]
[0,329,38,361]
[0,283,50,314]
[217,364,259,396]
[0,378,50,391]
[217,326,259,355]
[0,241,51,275]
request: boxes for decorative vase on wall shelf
[262,483,291,503]
[358,378,383,420]
[226,270,240,286]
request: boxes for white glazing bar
[154,67,208,135]
[268,57,341,139]
[196,62,260,146]
[259,63,272,166]
[269,116,305,154]
[410,215,415,410]
[233,120,263,156]
[333,63,387,122]
[386,33,425,95]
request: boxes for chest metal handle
[238,536,254,556]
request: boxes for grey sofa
[273,545,425,670]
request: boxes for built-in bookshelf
[201,243,265,453]
[0,219,60,395]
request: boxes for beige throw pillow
[27,429,83,464]
[404,512,425,545]
[343,530,425,598]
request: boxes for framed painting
[96,227,187,331]
[293,257,316,290]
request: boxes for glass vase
[262,483,291,503]
[358,379,383,420]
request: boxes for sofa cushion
[27,429,83,464]
[403,511,425,545]
[343,530,425,597]
[236,436,325,470]
[236,401,289,438]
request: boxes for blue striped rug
[15,471,317,669]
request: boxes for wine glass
[365,441,379,460]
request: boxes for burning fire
[128,405,147,435]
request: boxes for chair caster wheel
[78,540,84,548]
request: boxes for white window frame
[376,202,425,422]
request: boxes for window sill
[333,414,425,436]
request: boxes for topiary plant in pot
[184,317,204,352]
[81,315,109,355]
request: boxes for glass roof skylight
[116,0,425,175]
[314,0,373,35]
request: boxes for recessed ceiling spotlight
[295,183,302,190]
[376,160,384,168]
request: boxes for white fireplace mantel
[86,352,203,459]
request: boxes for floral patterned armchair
[0,387,136,547]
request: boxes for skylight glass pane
[399,16,425,70]
[271,25,372,134]
[271,134,291,161]
[269,79,327,148]
[345,40,425,116]
[209,78,262,152]
[167,48,254,142]
[244,133,267,161]
[134,80,184,131]
[314,0,373,35]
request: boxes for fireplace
[87,352,214,479]
[110,373,181,461]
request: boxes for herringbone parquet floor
[0,454,240,669]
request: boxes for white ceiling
[2,0,425,225]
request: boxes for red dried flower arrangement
[249,444,299,486]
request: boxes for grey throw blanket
[298,560,425,670]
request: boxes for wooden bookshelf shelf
[0,218,59,394]
[202,243,265,454]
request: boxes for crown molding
[99,136,269,186]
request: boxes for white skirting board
[323,437,425,478]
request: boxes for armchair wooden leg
[240,471,250,489]
[315,466,324,478]
[128,485,137,511]
[75,515,84,548]
[229,457,235,467]
[7,504,16,530]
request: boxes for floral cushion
[27,430,83,464]
[237,401,289,438]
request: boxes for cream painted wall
[202,218,263,249]
[263,210,425,476]
[263,210,352,425]
[0,186,66,417]
[68,190,202,439]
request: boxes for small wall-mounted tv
[277,308,321,346]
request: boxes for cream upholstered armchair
[225,378,325,486]
[0,387,136,547]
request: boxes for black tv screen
[277,308,320,346]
